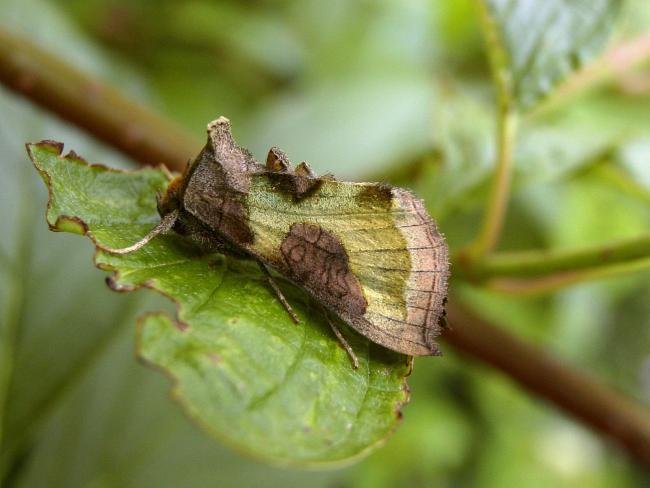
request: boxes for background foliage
[1,0,649,486]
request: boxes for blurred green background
[1,0,649,486]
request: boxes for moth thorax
[157,175,184,216]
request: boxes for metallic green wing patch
[244,172,448,356]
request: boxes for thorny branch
[1,28,649,466]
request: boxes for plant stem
[444,301,650,466]
[0,28,200,172]
[458,232,650,281]
[465,0,518,260]
[471,108,518,257]
[487,257,650,295]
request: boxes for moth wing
[246,177,449,356]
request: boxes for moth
[102,117,449,368]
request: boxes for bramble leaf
[27,141,411,467]
[480,0,622,110]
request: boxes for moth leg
[257,261,300,325]
[320,306,359,370]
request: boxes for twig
[0,28,199,172]
[1,26,649,466]
[457,232,650,282]
[444,302,650,466]
[487,258,650,295]
[457,233,650,295]
[464,0,518,260]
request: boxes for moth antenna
[97,209,179,255]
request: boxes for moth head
[98,115,244,255]
[156,174,184,217]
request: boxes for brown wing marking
[206,117,260,193]
[280,222,368,319]
[181,117,259,245]
[183,157,254,245]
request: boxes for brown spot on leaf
[65,150,89,165]
[105,275,137,292]
[36,140,64,154]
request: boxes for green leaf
[27,141,412,467]
[480,0,622,110]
